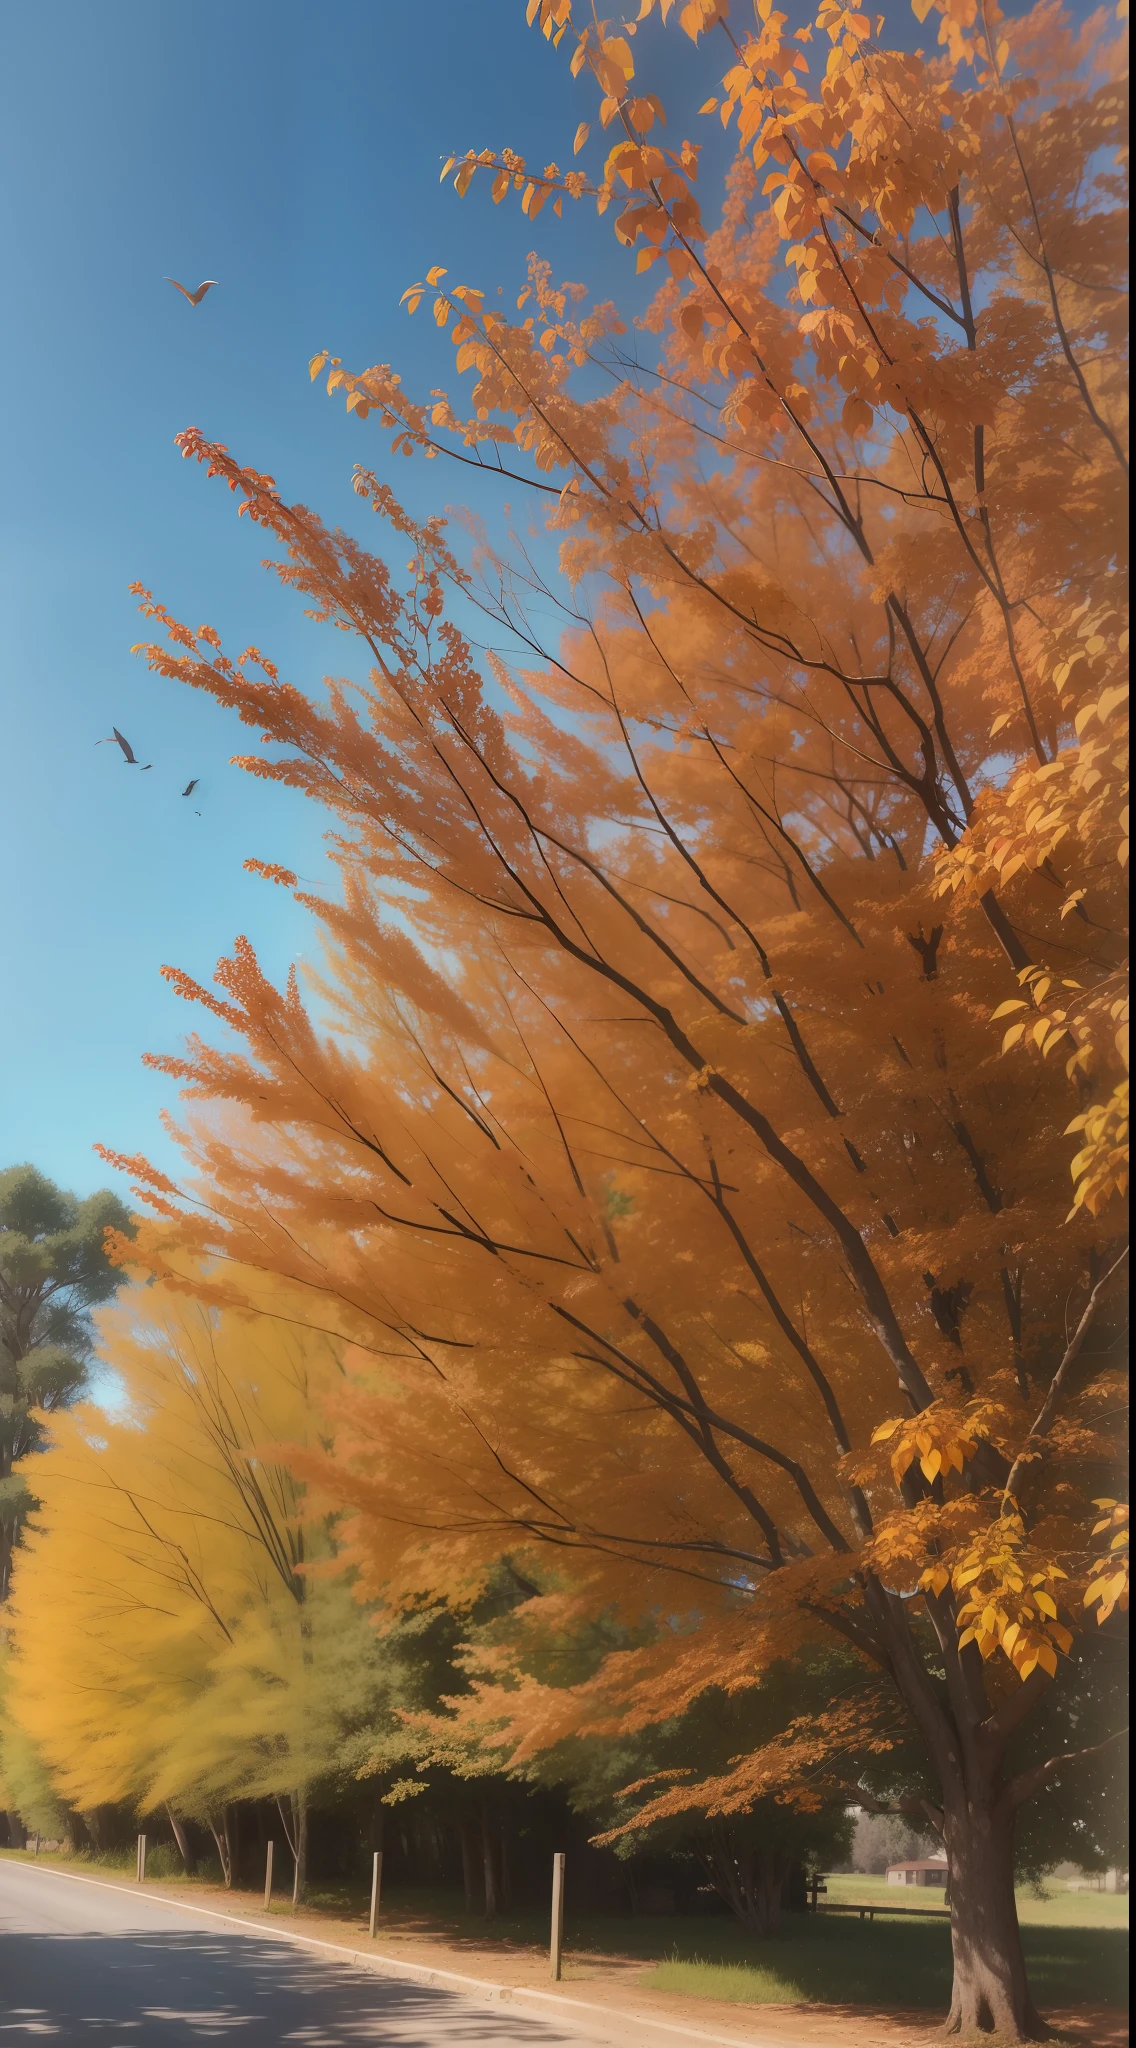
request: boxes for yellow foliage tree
[4,1283,384,1900]
[111,0,1126,2033]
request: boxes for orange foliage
[114,0,1126,2034]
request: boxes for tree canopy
[10,0,1127,2034]
[0,1164,133,1600]
[4,1280,391,1897]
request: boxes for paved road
[0,1861,616,2046]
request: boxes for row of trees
[1,0,1127,2036]
[5,1229,1118,1927]
[0,1228,852,1926]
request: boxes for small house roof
[886,1859,948,1871]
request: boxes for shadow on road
[0,1928,593,2043]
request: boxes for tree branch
[856,1787,945,1836]
[1003,1246,1129,1506]
[1006,1725,1128,1810]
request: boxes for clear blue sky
[0,0,629,1199]
[1,0,1054,1202]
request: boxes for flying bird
[165,278,218,307]
[97,727,151,768]
[181,778,199,797]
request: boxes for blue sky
[0,0,634,1199]
[0,0,1068,1203]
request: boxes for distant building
[886,1858,949,1887]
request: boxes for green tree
[526,1660,854,1936]
[0,1165,132,1600]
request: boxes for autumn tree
[114,0,1126,2034]
[0,1646,71,1848]
[0,1165,132,1602]
[522,1657,855,1934]
[3,1278,390,1902]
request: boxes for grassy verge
[4,1850,1126,2012]
[636,1914,1129,2010]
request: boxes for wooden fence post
[369,1850,383,1939]
[136,1834,147,1883]
[264,1839,274,1910]
[549,1852,565,1981]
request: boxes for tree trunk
[706,1831,785,1937]
[208,1809,233,1888]
[166,1805,196,1875]
[751,1849,786,1939]
[943,1796,1046,2040]
[67,1809,92,1853]
[784,1860,808,1913]
[460,1823,478,1913]
[480,1798,498,1916]
[291,1793,308,1908]
[499,1822,513,1913]
[274,1792,306,1905]
[869,1580,1052,2039]
[367,1793,384,1860]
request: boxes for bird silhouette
[181,778,199,797]
[97,727,152,768]
[165,278,218,307]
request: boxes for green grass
[306,1879,1128,2012]
[821,1871,1129,1929]
[5,1853,1125,2012]
[636,1913,1129,2011]
[643,1956,806,2005]
[2,1842,223,1883]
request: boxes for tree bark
[943,1794,1045,2039]
[460,1822,478,1913]
[751,1849,786,1939]
[208,1809,233,1888]
[480,1798,498,1916]
[291,1792,308,1907]
[166,1805,196,1875]
[706,1831,786,1936]
[868,1585,1053,2039]
[274,1792,305,1904]
[366,1793,385,1877]
[499,1821,513,1913]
